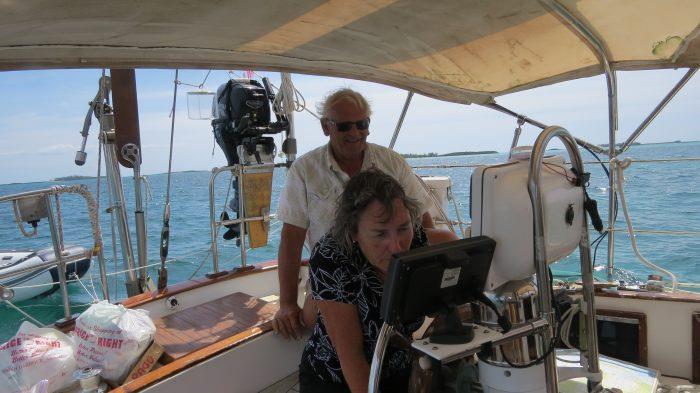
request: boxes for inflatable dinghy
[0,245,92,302]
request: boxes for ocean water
[0,142,698,341]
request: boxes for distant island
[402,150,497,158]
[599,142,641,148]
[51,175,95,181]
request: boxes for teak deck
[153,292,278,363]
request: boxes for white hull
[0,246,92,302]
[108,266,699,392]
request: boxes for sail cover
[0,0,698,104]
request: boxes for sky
[0,68,698,184]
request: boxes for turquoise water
[0,142,698,341]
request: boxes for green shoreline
[402,150,498,158]
[5,140,697,185]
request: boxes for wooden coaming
[119,260,280,310]
[596,288,700,304]
[111,324,271,393]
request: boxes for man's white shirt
[277,142,432,249]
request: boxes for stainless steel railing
[208,163,276,276]
[0,185,109,323]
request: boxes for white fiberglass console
[471,154,583,291]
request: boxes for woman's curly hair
[331,169,420,253]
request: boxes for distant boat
[0,245,91,302]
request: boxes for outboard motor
[211,78,287,240]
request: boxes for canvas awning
[1,0,698,104]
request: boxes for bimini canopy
[1,0,698,104]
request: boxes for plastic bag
[29,379,48,393]
[73,301,156,383]
[0,322,76,393]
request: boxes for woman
[299,170,456,393]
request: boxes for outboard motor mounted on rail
[211,78,288,240]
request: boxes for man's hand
[275,223,308,339]
[272,302,304,340]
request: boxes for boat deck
[153,291,278,363]
[260,372,300,393]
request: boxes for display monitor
[380,236,496,327]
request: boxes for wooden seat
[153,292,279,363]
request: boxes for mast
[109,69,152,295]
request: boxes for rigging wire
[95,69,107,300]
[157,69,179,291]
[177,70,213,89]
[165,70,179,202]
[101,145,121,298]
[106,179,120,300]
[188,217,284,279]
[2,300,44,326]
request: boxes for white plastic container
[471,155,583,291]
[421,176,451,230]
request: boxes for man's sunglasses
[327,117,371,132]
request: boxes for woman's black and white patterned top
[300,226,427,385]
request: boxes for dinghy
[0,245,91,302]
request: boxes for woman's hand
[317,300,369,393]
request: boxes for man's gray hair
[331,169,420,254]
[317,88,373,119]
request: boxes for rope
[252,70,319,120]
[615,158,678,291]
[86,271,101,302]
[558,300,580,351]
[272,73,307,116]
[70,272,98,303]
[54,194,64,249]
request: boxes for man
[273,88,434,339]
